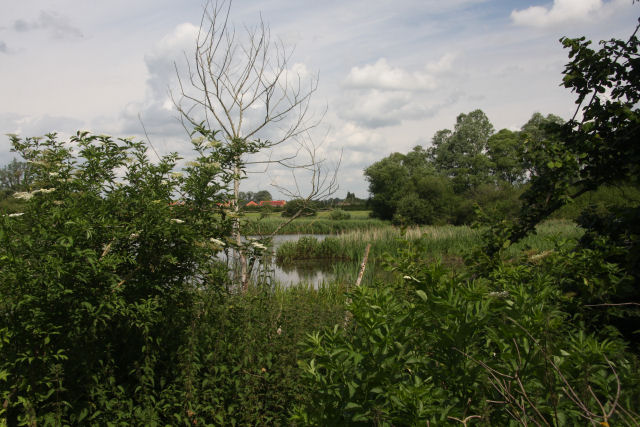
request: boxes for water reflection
[220,234,345,287]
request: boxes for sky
[1,0,638,199]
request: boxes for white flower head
[171,218,185,224]
[37,188,56,194]
[13,191,34,200]
[403,275,421,283]
[210,237,225,246]
[49,172,59,177]
[251,241,267,250]
[8,212,24,217]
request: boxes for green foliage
[294,241,640,425]
[476,22,640,347]
[329,208,351,220]
[364,152,412,221]
[486,129,526,185]
[0,158,32,194]
[364,138,525,226]
[281,198,318,217]
[429,109,495,193]
[508,25,640,241]
[154,283,346,426]
[0,131,231,424]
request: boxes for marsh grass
[276,220,583,266]
[275,225,479,271]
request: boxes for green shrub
[0,132,231,425]
[329,209,351,220]
[294,241,640,425]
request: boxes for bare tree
[172,0,338,291]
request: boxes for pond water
[220,234,362,287]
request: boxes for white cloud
[338,87,459,129]
[338,55,459,128]
[327,122,386,154]
[511,0,609,28]
[115,23,200,139]
[145,23,199,100]
[344,58,437,91]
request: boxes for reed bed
[275,220,583,265]
[275,225,480,264]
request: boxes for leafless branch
[172,0,339,290]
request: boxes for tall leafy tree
[429,109,494,192]
[364,152,411,221]
[0,159,32,194]
[486,129,526,185]
[254,190,272,202]
[519,112,565,178]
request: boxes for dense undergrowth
[293,240,640,425]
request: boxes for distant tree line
[365,110,639,225]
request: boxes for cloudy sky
[1,0,637,198]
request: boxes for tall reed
[276,220,583,264]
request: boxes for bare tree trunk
[231,163,249,291]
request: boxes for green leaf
[344,402,362,410]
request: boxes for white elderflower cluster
[13,192,34,200]
[210,238,225,246]
[251,241,267,250]
[12,188,56,200]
